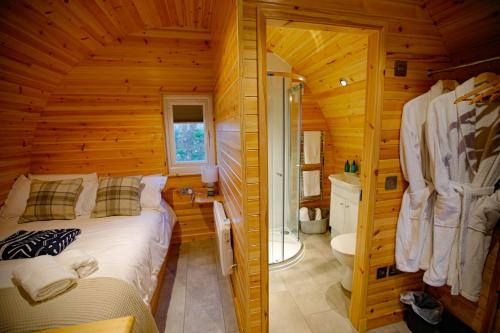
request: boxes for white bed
[0,200,176,306]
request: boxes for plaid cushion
[91,176,142,218]
[19,178,83,223]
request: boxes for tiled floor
[269,232,411,333]
[156,234,410,333]
[154,239,239,333]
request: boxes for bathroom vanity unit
[328,174,361,237]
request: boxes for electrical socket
[179,187,193,195]
[376,266,388,279]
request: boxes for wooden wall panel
[164,175,216,244]
[0,0,217,204]
[243,1,455,331]
[30,36,213,176]
[212,1,248,332]
[424,0,500,65]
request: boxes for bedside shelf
[194,194,223,204]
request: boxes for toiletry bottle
[344,160,350,173]
[351,160,358,173]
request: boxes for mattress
[0,200,176,305]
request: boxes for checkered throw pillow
[19,178,83,223]
[91,176,142,218]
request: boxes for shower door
[267,77,303,266]
[284,83,303,246]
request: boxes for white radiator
[213,200,234,276]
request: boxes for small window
[163,95,215,174]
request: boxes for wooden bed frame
[149,240,173,314]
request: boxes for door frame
[256,9,386,333]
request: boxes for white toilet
[331,233,356,291]
[328,174,361,292]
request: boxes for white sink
[328,173,361,192]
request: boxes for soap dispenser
[351,160,358,173]
[344,160,350,173]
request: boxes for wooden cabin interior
[0,1,499,333]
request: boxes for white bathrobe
[459,100,499,301]
[396,81,457,272]
[423,78,475,289]
[424,77,500,301]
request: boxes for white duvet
[0,201,176,306]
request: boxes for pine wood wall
[242,0,453,330]
[30,35,213,175]
[1,1,499,332]
[212,1,250,332]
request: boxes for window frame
[163,94,215,175]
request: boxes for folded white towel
[55,249,98,278]
[303,170,321,197]
[12,255,77,302]
[299,207,310,222]
[315,208,322,221]
[304,131,321,164]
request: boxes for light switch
[385,176,397,190]
[394,60,407,77]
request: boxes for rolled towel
[55,249,98,278]
[12,255,77,302]
[315,208,322,221]
[299,207,310,222]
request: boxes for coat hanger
[454,72,500,104]
[469,82,500,104]
[489,91,500,103]
[475,72,498,86]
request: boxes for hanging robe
[458,100,499,301]
[396,80,457,272]
[423,78,475,288]
[424,77,500,300]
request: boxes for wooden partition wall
[244,1,453,331]
[212,1,258,332]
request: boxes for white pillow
[0,175,31,218]
[140,175,167,210]
[28,173,98,217]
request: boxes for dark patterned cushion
[0,229,81,260]
[19,178,83,223]
[91,176,142,218]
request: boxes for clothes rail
[427,56,500,76]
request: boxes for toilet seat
[330,232,356,256]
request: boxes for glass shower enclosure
[268,74,304,268]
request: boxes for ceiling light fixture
[339,78,348,87]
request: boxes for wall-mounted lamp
[339,78,348,87]
[201,165,218,196]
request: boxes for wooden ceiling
[423,0,500,64]
[0,0,216,87]
[267,26,368,95]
